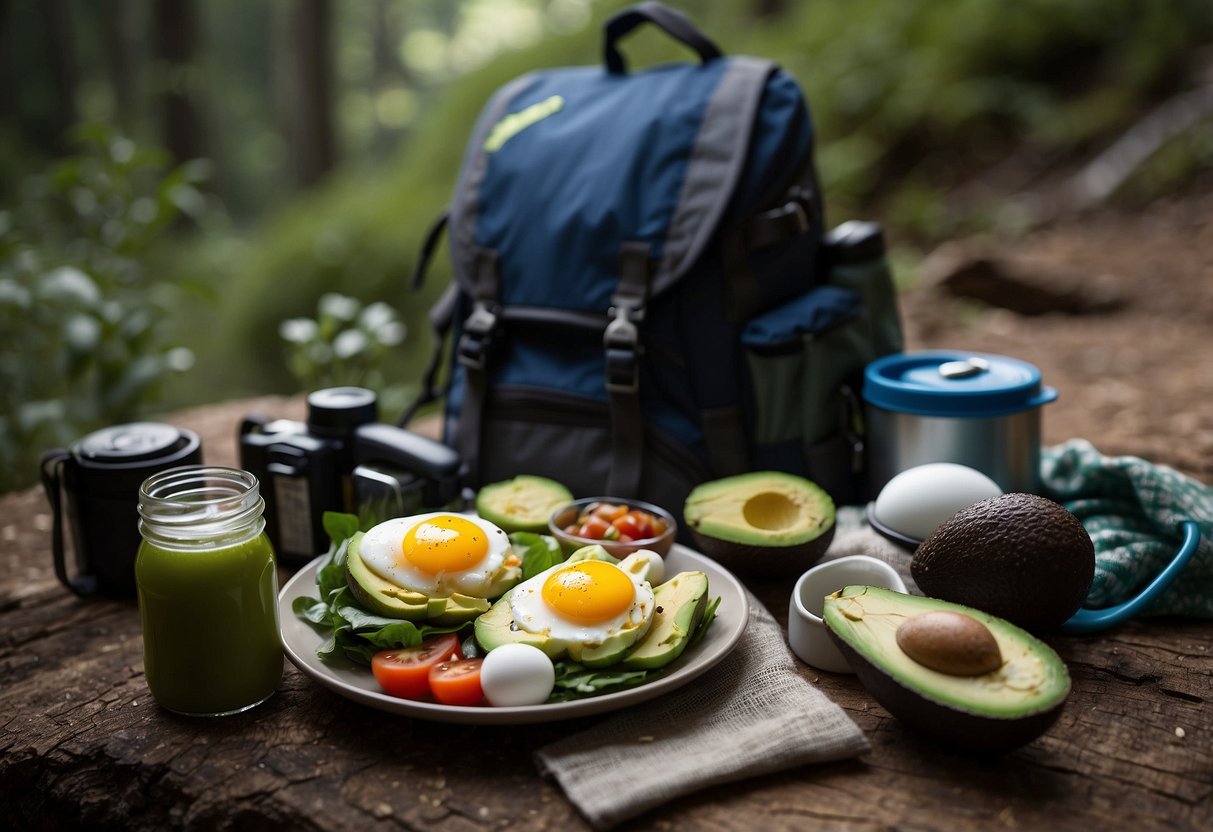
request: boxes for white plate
[278,543,749,725]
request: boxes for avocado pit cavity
[742,491,800,531]
[896,610,1003,676]
[682,472,836,576]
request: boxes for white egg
[480,643,556,706]
[507,555,656,647]
[358,511,514,598]
[873,463,1003,542]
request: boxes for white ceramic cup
[788,554,908,673]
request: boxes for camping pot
[41,423,203,598]
[862,351,1057,497]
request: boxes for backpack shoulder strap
[604,242,651,497]
[396,280,461,428]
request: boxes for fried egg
[359,512,515,598]
[508,556,656,647]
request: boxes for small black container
[41,423,202,598]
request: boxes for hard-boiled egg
[480,643,556,706]
[873,463,1003,543]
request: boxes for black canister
[41,423,202,597]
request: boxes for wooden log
[2,397,1209,830]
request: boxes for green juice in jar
[136,466,282,716]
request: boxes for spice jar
[136,466,282,716]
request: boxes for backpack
[405,2,903,518]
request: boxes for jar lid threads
[139,466,265,548]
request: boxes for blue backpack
[406,2,902,515]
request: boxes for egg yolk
[541,560,635,624]
[401,515,489,574]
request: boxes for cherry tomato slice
[611,513,645,540]
[592,503,628,522]
[577,515,611,540]
[429,658,485,706]
[371,633,462,700]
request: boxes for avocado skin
[684,471,836,577]
[827,630,1066,751]
[911,493,1095,631]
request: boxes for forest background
[2,0,1212,493]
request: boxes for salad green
[293,511,719,701]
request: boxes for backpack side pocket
[741,285,864,498]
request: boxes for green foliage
[279,292,412,414]
[0,125,208,492]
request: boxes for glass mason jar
[136,466,282,716]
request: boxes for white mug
[788,554,907,673]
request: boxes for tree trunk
[100,0,140,134]
[289,0,336,187]
[39,0,78,149]
[152,0,206,164]
[753,0,788,17]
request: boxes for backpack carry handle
[604,2,723,75]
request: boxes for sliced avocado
[619,570,709,670]
[911,492,1095,631]
[345,532,490,625]
[683,471,835,574]
[559,550,661,668]
[566,624,652,668]
[473,587,567,658]
[473,551,662,667]
[476,475,573,533]
[823,585,1071,750]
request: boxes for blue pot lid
[863,351,1058,418]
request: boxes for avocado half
[475,475,573,533]
[683,471,835,577]
[824,585,1071,750]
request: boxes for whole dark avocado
[911,493,1095,631]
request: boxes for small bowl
[548,497,677,559]
[788,555,907,673]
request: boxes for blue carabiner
[1060,520,1201,634]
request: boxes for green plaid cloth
[1041,439,1213,618]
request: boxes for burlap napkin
[534,595,868,830]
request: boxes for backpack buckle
[604,302,643,393]
[458,303,498,371]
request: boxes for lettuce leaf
[510,531,562,579]
[293,511,468,665]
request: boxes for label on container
[273,475,314,555]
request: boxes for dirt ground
[901,189,1213,484]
